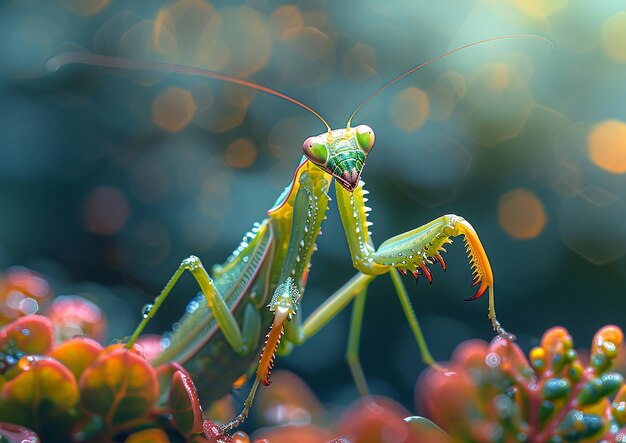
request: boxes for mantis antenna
[346,34,555,130]
[46,52,332,133]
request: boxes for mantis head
[302,125,375,192]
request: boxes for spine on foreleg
[257,321,285,386]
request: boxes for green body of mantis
[47,34,552,434]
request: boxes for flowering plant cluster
[418,326,626,442]
[2,267,624,443]
[0,268,213,443]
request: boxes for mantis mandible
[47,34,552,434]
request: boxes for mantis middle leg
[281,270,440,395]
[124,221,274,357]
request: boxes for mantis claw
[436,254,447,272]
[372,213,507,336]
[494,319,516,341]
[411,270,421,284]
[453,217,493,303]
[419,262,433,285]
[464,285,487,302]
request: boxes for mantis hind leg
[278,271,441,394]
[389,268,443,369]
[125,255,254,355]
[346,287,369,397]
[345,275,442,396]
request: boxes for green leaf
[0,356,79,429]
[48,337,103,380]
[169,370,203,436]
[79,345,158,428]
[123,428,170,443]
[155,362,181,409]
[0,316,55,357]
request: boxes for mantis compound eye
[302,136,328,166]
[355,125,375,153]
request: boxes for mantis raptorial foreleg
[335,181,511,338]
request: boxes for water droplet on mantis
[142,304,154,318]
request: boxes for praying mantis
[48,34,552,434]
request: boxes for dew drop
[160,333,172,348]
[186,298,200,314]
[141,304,154,319]
[486,352,501,368]
[232,430,250,443]
[19,298,39,315]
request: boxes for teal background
[0,0,625,423]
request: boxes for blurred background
[0,0,625,424]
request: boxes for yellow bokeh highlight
[467,63,528,100]
[283,26,333,62]
[498,188,547,240]
[209,7,272,77]
[118,20,178,80]
[389,87,429,132]
[152,87,196,132]
[428,70,466,121]
[601,12,626,63]
[507,0,567,19]
[154,0,221,66]
[341,43,377,81]
[278,26,335,87]
[464,62,534,146]
[60,0,110,16]
[486,63,513,92]
[154,2,272,77]
[225,138,257,169]
[270,5,303,40]
[125,428,170,443]
[588,120,626,174]
[188,82,214,113]
[193,85,253,133]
